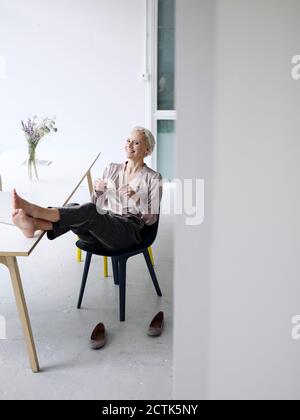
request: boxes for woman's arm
[91,165,110,205]
[121,173,162,225]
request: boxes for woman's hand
[119,184,137,199]
[94,178,106,193]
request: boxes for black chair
[76,217,162,321]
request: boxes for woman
[12,126,162,246]
[12,126,164,347]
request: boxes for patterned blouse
[91,161,163,226]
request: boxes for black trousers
[46,202,143,251]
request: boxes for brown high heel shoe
[147,311,164,337]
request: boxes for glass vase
[28,145,39,181]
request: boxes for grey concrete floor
[0,186,173,400]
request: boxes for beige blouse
[91,161,163,226]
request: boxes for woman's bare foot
[12,209,36,238]
[12,189,37,217]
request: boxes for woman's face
[124,130,149,160]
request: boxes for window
[147,0,176,180]
[157,0,175,111]
[157,120,175,181]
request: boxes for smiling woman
[92,127,162,227]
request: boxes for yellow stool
[76,246,82,262]
[148,246,155,266]
[103,255,108,277]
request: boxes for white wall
[209,0,300,400]
[0,0,149,175]
[175,0,300,399]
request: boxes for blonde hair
[133,126,156,156]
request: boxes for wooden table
[0,150,101,372]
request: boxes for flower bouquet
[21,116,57,180]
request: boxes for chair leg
[103,256,108,277]
[111,257,119,285]
[143,249,162,296]
[77,252,92,308]
[118,258,127,322]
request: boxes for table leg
[0,256,40,373]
